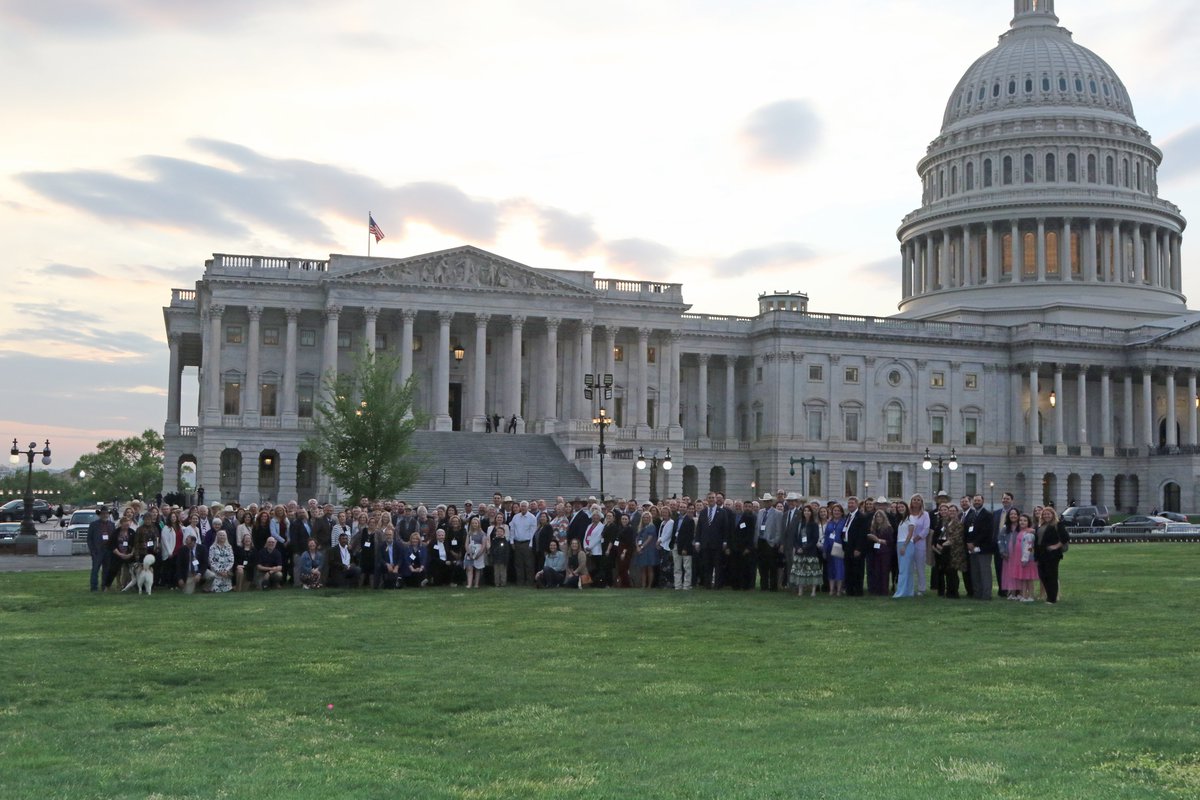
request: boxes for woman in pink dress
[1002,513,1039,602]
[1000,508,1022,598]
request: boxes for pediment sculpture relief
[365,252,570,292]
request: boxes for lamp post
[989,480,995,510]
[10,438,51,550]
[920,447,958,497]
[789,456,817,495]
[592,407,613,502]
[636,447,672,503]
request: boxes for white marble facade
[161,1,1197,513]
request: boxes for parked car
[65,509,100,540]
[1061,504,1109,528]
[1164,522,1198,534]
[0,499,53,523]
[1110,515,1170,532]
[1158,511,1189,523]
[0,522,21,545]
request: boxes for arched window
[938,169,944,199]
[1023,232,1037,275]
[1123,157,1131,188]
[1074,75,1084,93]
[950,165,958,195]
[1046,231,1060,274]
[1067,153,1077,182]
[1045,153,1056,182]
[983,158,993,188]
[1003,156,1013,185]
[1042,75,1051,92]
[966,161,975,191]
[1087,153,1097,183]
[1025,77,1034,94]
[993,81,1001,98]
[1024,154,1035,183]
[1058,75,1068,92]
[1008,79,1017,96]
[884,402,904,444]
[1135,161,1142,191]
[1106,155,1115,185]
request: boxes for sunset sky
[2,0,1198,465]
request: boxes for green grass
[1,547,1198,799]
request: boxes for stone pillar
[541,318,560,431]
[167,332,182,428]
[668,331,682,434]
[1036,218,1047,282]
[1010,220,1021,281]
[1166,367,1178,447]
[1149,228,1161,287]
[321,305,341,401]
[1061,218,1072,278]
[472,313,489,431]
[1011,367,1024,444]
[434,311,454,431]
[901,243,912,299]
[238,446,259,506]
[725,356,737,441]
[578,322,594,420]
[277,445,298,505]
[914,237,926,293]
[207,304,225,416]
[1102,222,1114,282]
[507,315,524,431]
[961,226,970,286]
[1100,368,1112,451]
[364,307,378,356]
[1053,364,1065,448]
[1122,372,1135,448]
[245,305,262,420]
[1029,365,1040,446]
[1086,219,1098,282]
[1134,224,1145,283]
[1171,233,1183,292]
[635,328,651,429]
[1076,368,1088,446]
[986,223,997,285]
[1142,369,1154,448]
[399,310,415,384]
[282,307,299,425]
[1189,371,1198,447]
[605,326,617,379]
[697,353,710,441]
[940,229,951,290]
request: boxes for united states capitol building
[162,1,1195,512]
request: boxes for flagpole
[368,210,372,257]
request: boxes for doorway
[449,382,463,431]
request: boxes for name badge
[242,561,248,566]
[192,560,200,567]
[147,542,154,548]
[410,554,417,561]
[101,535,108,541]
[451,540,458,546]
[874,543,881,550]
[969,526,975,532]
[760,525,766,532]
[739,522,747,529]
[363,542,371,548]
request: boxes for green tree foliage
[306,350,426,503]
[72,429,165,504]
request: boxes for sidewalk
[0,554,90,572]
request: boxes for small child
[490,524,511,587]
[1016,514,1039,602]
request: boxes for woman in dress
[207,529,235,593]
[600,511,620,588]
[251,510,272,551]
[790,505,823,597]
[1035,506,1065,604]
[866,510,895,596]
[894,495,930,598]
[298,536,324,590]
[1008,513,1039,602]
[614,513,636,588]
[234,531,257,591]
[465,516,488,589]
[932,503,968,597]
[823,503,846,596]
[633,511,659,589]
[999,508,1023,599]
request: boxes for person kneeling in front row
[327,531,362,588]
[175,533,208,594]
[257,536,285,590]
[535,539,566,588]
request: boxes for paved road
[0,554,90,572]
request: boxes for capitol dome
[895,0,1187,325]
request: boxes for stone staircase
[398,431,595,507]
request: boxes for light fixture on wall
[1049,390,1057,408]
[453,344,465,363]
[263,456,273,467]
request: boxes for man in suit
[844,496,873,597]
[375,529,403,589]
[963,494,995,600]
[729,500,757,590]
[566,498,590,544]
[991,491,1015,596]
[779,492,804,588]
[175,532,209,593]
[87,505,115,592]
[756,495,785,592]
[311,504,334,550]
[672,503,697,589]
[327,531,362,588]
[696,492,731,588]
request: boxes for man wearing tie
[175,532,209,594]
[843,496,871,597]
[964,494,995,599]
[696,492,731,589]
[375,529,402,589]
[756,494,784,592]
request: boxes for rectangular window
[887,471,904,499]
[300,329,316,347]
[262,326,280,346]
[965,473,979,498]
[844,412,860,442]
[931,371,946,388]
[614,398,624,427]
[965,373,979,390]
[756,367,763,383]
[297,381,314,418]
[844,367,859,384]
[223,381,241,415]
[614,345,624,362]
[932,415,945,445]
[647,399,656,428]
[225,325,243,345]
[807,469,822,499]
[886,407,902,443]
[965,417,979,446]
[844,469,859,498]
[337,331,351,350]
[754,411,763,440]
[260,383,278,417]
[647,347,656,364]
[809,365,824,382]
[808,409,824,441]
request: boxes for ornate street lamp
[10,438,51,549]
[636,447,672,502]
[921,447,958,496]
[592,407,613,502]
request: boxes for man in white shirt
[508,500,538,585]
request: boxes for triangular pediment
[1133,314,1200,349]
[330,246,595,296]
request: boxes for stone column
[669,331,682,434]
[986,223,997,285]
[1053,364,1065,448]
[322,305,341,398]
[1134,224,1145,283]
[961,226,970,286]
[578,322,594,420]
[167,332,182,428]
[238,446,259,507]
[635,328,651,429]
[697,353,710,441]
[282,307,299,425]
[1061,218,1072,278]
[1086,219,1098,282]
[1122,372,1134,448]
[1010,220,1021,281]
[207,304,226,418]
[940,229,951,290]
[914,237,926,293]
[1102,222,1114,282]
[245,305,262,420]
[364,307,379,356]
[724,356,737,441]
[1149,228,1161,287]
[1142,369,1154,447]
[1166,367,1178,447]
[1171,234,1183,292]
[605,326,617,379]
[1029,365,1040,446]
[399,310,415,384]
[432,311,453,431]
[901,243,912,299]
[1036,218,1047,281]
[507,315,524,431]
[472,313,489,431]
[1011,367,1024,444]
[1100,368,1112,451]
[1076,368,1088,446]
[1189,371,1198,447]
[541,317,560,431]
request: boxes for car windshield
[1,500,23,510]
[70,512,98,525]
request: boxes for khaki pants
[673,554,693,589]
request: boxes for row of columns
[1019,364,1200,449]
[902,218,1182,298]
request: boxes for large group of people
[85,488,1069,603]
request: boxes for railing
[208,254,329,272]
[1117,447,1140,457]
[900,187,1182,227]
[178,426,198,437]
[1152,444,1200,457]
[574,447,594,460]
[684,439,699,449]
[221,415,242,428]
[610,449,635,460]
[1068,446,1082,456]
[568,419,597,433]
[171,288,196,306]
[1091,447,1106,457]
[1043,445,1058,456]
[260,417,282,429]
[615,427,637,441]
[593,278,682,298]
[1014,446,1027,455]
[298,418,315,430]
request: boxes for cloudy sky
[2,0,1199,465]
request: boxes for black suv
[1060,504,1109,528]
[0,498,54,523]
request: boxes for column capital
[438,310,455,325]
[1099,365,1112,376]
[669,330,683,343]
[1054,362,1066,374]
[324,304,342,320]
[209,303,226,318]
[637,327,651,341]
[247,305,263,321]
[474,312,491,327]
[696,352,710,366]
[168,331,182,346]
[509,314,526,329]
[400,309,417,323]
[285,306,302,321]
[363,306,380,321]
[545,317,561,331]
[604,325,620,340]
[1164,365,1178,376]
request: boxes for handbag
[830,542,844,559]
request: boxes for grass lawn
[1,546,1198,800]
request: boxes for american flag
[369,215,385,243]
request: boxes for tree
[72,429,164,504]
[306,350,427,503]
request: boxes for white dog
[122,554,157,595]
